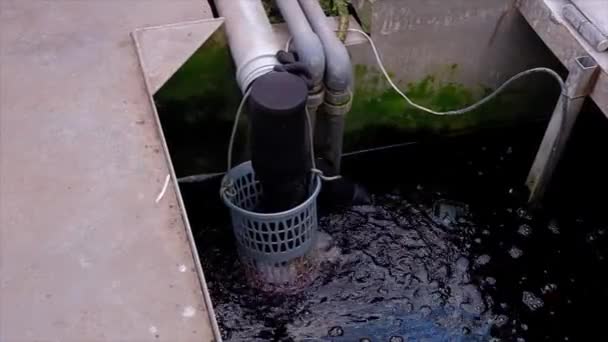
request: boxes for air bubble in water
[516,208,531,219]
[548,220,560,235]
[541,283,557,294]
[522,291,544,311]
[509,246,523,259]
[493,314,508,327]
[476,254,491,266]
[518,224,532,237]
[389,336,404,342]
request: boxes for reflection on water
[186,114,608,341]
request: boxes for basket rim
[220,161,322,219]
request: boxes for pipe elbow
[297,0,353,93]
[276,0,326,87]
[292,34,326,86]
[324,46,352,92]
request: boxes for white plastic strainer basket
[221,161,321,266]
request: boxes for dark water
[182,103,608,341]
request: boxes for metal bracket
[527,56,599,206]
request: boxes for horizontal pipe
[563,4,608,52]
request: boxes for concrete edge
[519,0,608,115]
[131,18,226,342]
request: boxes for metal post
[527,56,599,205]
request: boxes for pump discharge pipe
[298,0,353,176]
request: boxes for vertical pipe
[298,0,353,176]
[249,72,311,212]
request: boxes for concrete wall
[350,0,562,89]
[155,1,569,174]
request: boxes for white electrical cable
[225,29,567,190]
[285,36,293,52]
[305,107,342,181]
[221,88,251,198]
[227,88,252,173]
[224,86,340,190]
[347,28,566,115]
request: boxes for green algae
[345,64,545,150]
[154,34,555,173]
[154,32,244,176]
[262,0,340,23]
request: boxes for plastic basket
[221,161,321,290]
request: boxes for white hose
[227,88,252,173]
[348,28,566,115]
[225,28,567,186]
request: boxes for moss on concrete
[154,33,550,172]
[345,64,539,150]
[154,32,243,176]
[155,32,240,113]
[262,0,341,23]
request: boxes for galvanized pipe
[527,56,600,205]
[563,4,608,52]
[214,0,281,92]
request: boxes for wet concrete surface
[181,102,608,341]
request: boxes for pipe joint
[323,93,352,116]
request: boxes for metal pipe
[297,0,353,92]
[527,56,599,205]
[214,0,281,92]
[563,4,608,52]
[276,0,325,88]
